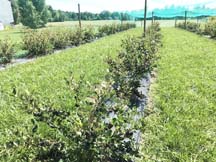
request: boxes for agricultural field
[0,28,145,161]
[1,1,216,160]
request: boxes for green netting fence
[127,6,216,19]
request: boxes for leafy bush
[176,22,186,29]
[98,23,136,37]
[10,75,139,162]
[186,22,202,33]
[107,23,161,100]
[82,26,96,43]
[68,28,85,46]
[0,39,15,64]
[98,24,116,36]
[204,20,216,38]
[50,29,70,49]
[21,24,135,57]
[23,30,53,57]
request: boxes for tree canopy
[11,0,132,28]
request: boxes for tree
[99,10,112,20]
[111,12,121,20]
[11,0,20,24]
[18,0,48,28]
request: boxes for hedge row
[6,23,162,161]
[0,23,136,64]
[177,18,216,38]
[107,22,162,101]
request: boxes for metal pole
[144,0,147,36]
[78,3,81,29]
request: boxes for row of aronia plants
[0,23,136,64]
[176,17,216,38]
[2,23,161,161]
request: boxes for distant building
[0,0,14,30]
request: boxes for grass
[0,28,142,159]
[142,28,216,161]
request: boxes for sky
[46,0,216,13]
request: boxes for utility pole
[144,0,147,36]
[184,11,187,29]
[78,3,81,29]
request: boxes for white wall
[0,0,14,25]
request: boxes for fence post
[184,11,187,29]
[78,3,81,29]
[144,0,147,36]
[121,13,123,25]
[152,11,154,24]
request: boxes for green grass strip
[142,28,216,162]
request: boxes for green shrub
[98,24,114,36]
[50,29,70,49]
[204,21,216,38]
[107,23,161,99]
[0,39,15,64]
[177,22,203,35]
[98,23,136,37]
[10,76,139,162]
[82,26,96,43]
[23,30,53,57]
[176,22,186,29]
[186,22,201,33]
[67,28,85,46]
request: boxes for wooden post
[121,13,123,25]
[184,11,187,29]
[175,18,177,27]
[78,3,81,29]
[144,0,147,36]
[152,11,154,24]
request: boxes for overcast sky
[46,0,216,13]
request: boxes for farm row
[0,23,162,161]
[0,23,136,64]
[177,17,216,38]
[141,28,216,161]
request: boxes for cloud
[46,0,216,13]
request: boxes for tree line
[11,0,132,29]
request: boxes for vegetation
[11,0,132,28]
[141,28,216,161]
[107,22,161,100]
[0,28,142,161]
[0,22,162,161]
[17,0,48,28]
[0,39,15,64]
[22,30,53,56]
[47,8,132,22]
[177,17,216,38]
[21,23,135,57]
[204,17,216,38]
